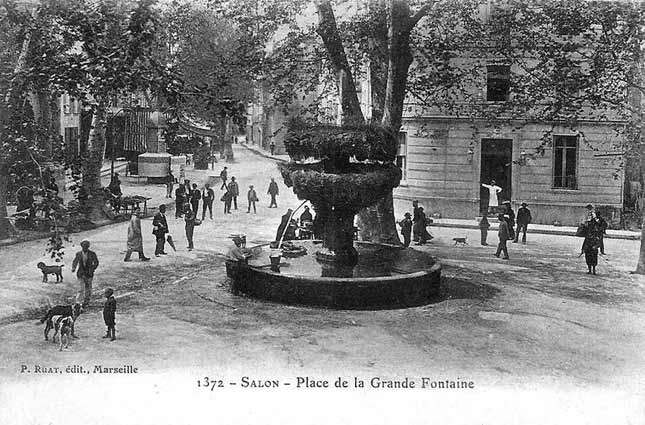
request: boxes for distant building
[247,2,630,227]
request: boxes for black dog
[37,262,64,283]
[38,303,82,342]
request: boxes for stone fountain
[226,122,440,309]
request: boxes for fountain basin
[226,241,441,310]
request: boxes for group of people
[67,240,117,341]
[478,201,532,259]
[398,200,433,247]
[167,167,280,218]
[275,205,316,242]
[400,192,608,274]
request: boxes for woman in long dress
[414,207,433,245]
[581,217,602,275]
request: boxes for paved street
[1,145,645,424]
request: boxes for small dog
[37,262,64,283]
[38,303,82,342]
[453,237,468,246]
[57,316,74,351]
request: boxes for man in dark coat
[184,204,196,251]
[190,183,201,213]
[71,240,100,307]
[228,176,240,210]
[219,167,228,190]
[222,190,233,214]
[495,214,510,259]
[596,211,608,255]
[174,185,185,218]
[267,177,279,208]
[502,200,515,241]
[412,200,421,242]
[399,212,413,247]
[202,183,214,220]
[152,204,169,256]
[514,202,532,244]
[479,213,490,246]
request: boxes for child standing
[479,213,490,246]
[247,185,258,213]
[102,288,117,341]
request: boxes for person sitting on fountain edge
[226,236,249,263]
[276,209,297,242]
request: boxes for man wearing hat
[502,200,515,241]
[398,212,413,247]
[71,240,100,307]
[495,214,510,259]
[514,202,532,244]
[152,204,169,256]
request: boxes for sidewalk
[240,142,289,163]
[427,218,641,241]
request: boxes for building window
[553,135,578,189]
[486,65,510,102]
[396,131,407,183]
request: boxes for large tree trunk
[81,103,108,220]
[315,0,365,126]
[358,0,421,245]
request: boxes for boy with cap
[102,288,116,341]
[247,185,258,213]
